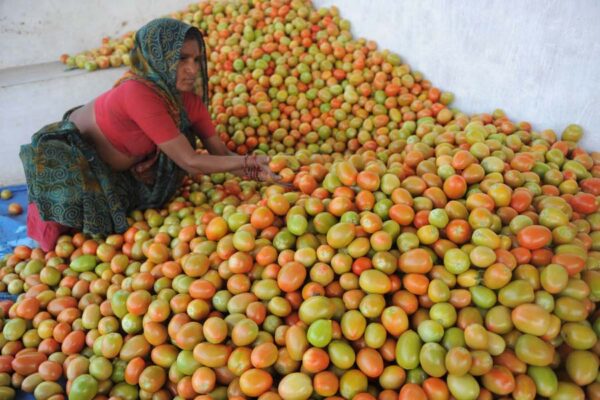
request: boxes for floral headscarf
[124,17,209,131]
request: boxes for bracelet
[243,154,249,178]
[242,154,261,181]
[251,154,263,181]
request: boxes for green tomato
[307,319,333,348]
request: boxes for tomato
[566,350,599,385]
[356,348,384,378]
[469,350,493,376]
[539,263,568,294]
[38,360,62,381]
[412,378,444,400]
[511,373,536,400]
[515,334,555,366]
[12,351,45,374]
[298,296,335,324]
[469,286,496,311]
[554,296,588,322]
[89,356,112,381]
[231,318,259,346]
[447,374,480,400]
[469,246,496,268]
[324,339,354,370]
[326,222,356,249]
[15,297,40,320]
[395,330,422,370]
[250,206,275,230]
[399,248,432,273]
[561,322,597,350]
[65,356,89,381]
[570,192,598,214]
[340,310,367,342]
[239,368,273,397]
[445,347,472,376]
[193,343,231,368]
[311,370,339,397]
[482,263,512,290]
[420,342,447,378]
[110,382,138,400]
[389,204,415,225]
[33,381,63,399]
[552,382,586,400]
[62,330,85,355]
[538,207,569,228]
[69,374,98,400]
[359,269,391,294]
[190,366,216,395]
[278,261,307,292]
[307,319,333,348]
[284,325,308,362]
[137,365,166,394]
[443,175,467,199]
[204,215,227,240]
[498,280,534,307]
[482,365,515,395]
[517,225,552,249]
[278,372,313,400]
[250,342,279,369]
[511,303,550,336]
[527,366,558,398]
[552,253,586,276]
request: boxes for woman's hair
[185,28,200,41]
[184,27,209,105]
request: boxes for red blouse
[94,80,216,157]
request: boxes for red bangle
[242,154,250,179]
[241,154,254,180]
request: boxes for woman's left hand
[131,154,158,185]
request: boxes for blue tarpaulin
[0,184,37,258]
[0,185,43,399]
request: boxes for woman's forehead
[180,39,200,55]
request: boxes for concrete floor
[0,64,124,186]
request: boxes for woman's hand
[255,160,293,188]
[130,153,159,185]
[233,154,290,187]
[256,163,287,185]
[255,155,270,167]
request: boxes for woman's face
[176,38,201,92]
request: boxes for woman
[20,18,278,251]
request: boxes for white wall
[314,0,600,142]
[1,0,600,185]
[0,0,194,69]
[0,0,195,186]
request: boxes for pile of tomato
[10,0,600,399]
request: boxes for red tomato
[516,225,552,250]
[570,193,598,214]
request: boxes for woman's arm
[200,134,236,156]
[186,97,236,156]
[197,131,273,170]
[158,135,246,175]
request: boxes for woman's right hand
[256,164,284,184]
[255,155,270,167]
[256,162,294,188]
[233,154,289,186]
